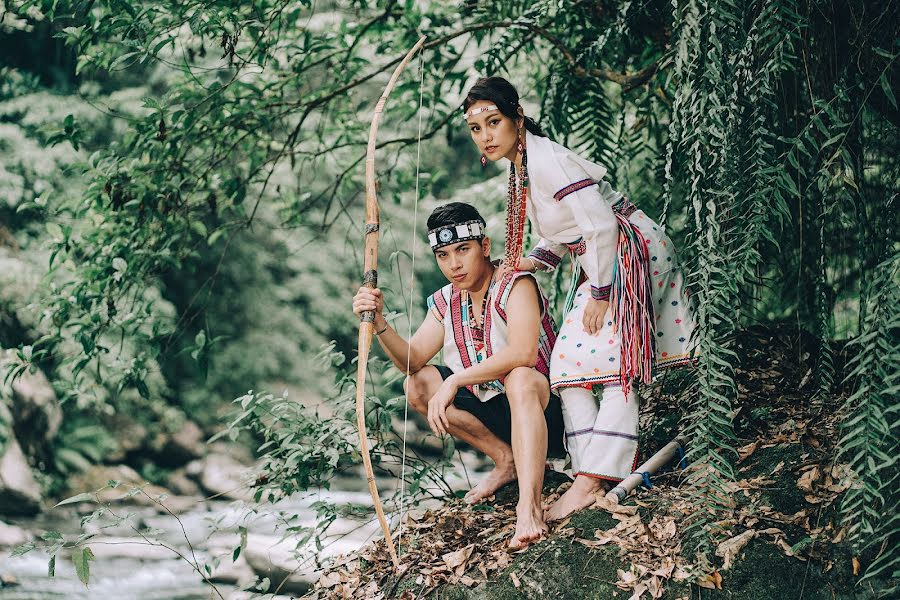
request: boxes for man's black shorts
[434,365,566,458]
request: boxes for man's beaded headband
[463,104,499,121]
[428,220,486,251]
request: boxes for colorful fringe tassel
[609,210,656,396]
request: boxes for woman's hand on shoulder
[497,257,536,280]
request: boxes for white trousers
[560,383,639,481]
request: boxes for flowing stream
[0,461,480,600]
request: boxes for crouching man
[352,202,565,549]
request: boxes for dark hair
[427,202,486,231]
[463,76,546,137]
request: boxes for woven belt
[612,197,637,218]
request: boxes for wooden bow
[356,35,427,571]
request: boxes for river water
[0,464,479,600]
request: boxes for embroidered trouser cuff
[560,383,639,481]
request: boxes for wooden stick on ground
[606,436,687,504]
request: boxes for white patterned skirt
[550,207,696,391]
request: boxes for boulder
[199,453,255,502]
[208,441,254,465]
[0,431,41,516]
[153,420,206,467]
[101,414,149,462]
[166,467,202,496]
[0,520,30,547]
[242,534,316,595]
[9,368,62,443]
[206,549,255,585]
[65,464,183,511]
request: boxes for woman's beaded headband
[463,104,499,121]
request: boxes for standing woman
[463,77,696,520]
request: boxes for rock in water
[101,413,149,462]
[242,534,316,595]
[65,464,192,513]
[10,368,62,444]
[199,453,255,501]
[166,467,202,496]
[0,434,41,516]
[0,520,30,547]
[206,548,255,585]
[163,420,207,464]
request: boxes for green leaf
[880,70,897,109]
[48,555,56,577]
[11,542,36,557]
[54,493,95,507]
[71,546,94,586]
[46,222,64,241]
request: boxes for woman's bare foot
[543,475,607,522]
[464,461,517,504]
[509,502,548,550]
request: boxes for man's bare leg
[405,367,516,503]
[504,367,551,549]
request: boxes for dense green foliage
[1,0,896,586]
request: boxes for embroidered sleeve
[553,153,620,289]
[426,287,450,323]
[591,284,611,301]
[526,238,566,272]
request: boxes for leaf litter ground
[304,327,884,599]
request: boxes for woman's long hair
[463,77,547,137]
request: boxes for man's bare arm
[352,286,443,374]
[373,311,444,374]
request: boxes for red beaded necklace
[504,139,528,270]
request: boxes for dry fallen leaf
[716,530,756,570]
[318,571,342,588]
[577,537,617,548]
[442,544,474,574]
[595,494,640,515]
[797,466,819,492]
[737,440,759,463]
[647,575,665,599]
[852,556,860,577]
[510,571,521,588]
[617,568,639,589]
[628,582,649,600]
[831,527,846,544]
[696,569,723,590]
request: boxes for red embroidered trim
[553,178,596,202]
[432,289,448,319]
[591,284,611,301]
[450,289,472,371]
[483,292,493,361]
[528,247,562,268]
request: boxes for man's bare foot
[509,503,548,550]
[543,475,607,522]
[464,462,517,504]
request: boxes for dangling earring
[481,154,487,167]
[516,128,525,154]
